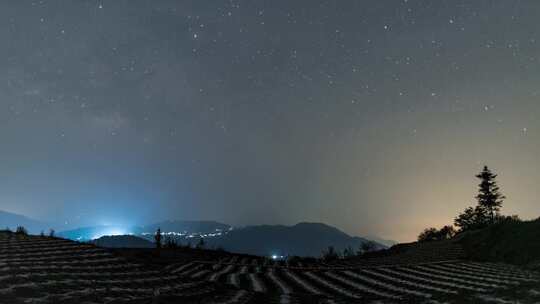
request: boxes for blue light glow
[91,226,131,240]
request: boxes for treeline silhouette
[321,241,379,262]
[418,165,520,242]
[0,226,58,240]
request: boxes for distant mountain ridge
[57,220,231,241]
[0,210,51,234]
[57,225,134,241]
[89,222,387,257]
[205,222,387,257]
[139,220,231,235]
[1,211,389,258]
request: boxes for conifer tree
[454,166,506,232]
[475,166,505,224]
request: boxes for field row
[170,260,539,302]
[0,234,255,304]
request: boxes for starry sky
[1,1,539,241]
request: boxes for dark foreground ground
[2,220,540,304]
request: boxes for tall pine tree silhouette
[475,166,505,224]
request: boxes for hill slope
[93,234,154,248]
[207,222,386,257]
[459,218,540,267]
[0,210,51,234]
[0,231,250,303]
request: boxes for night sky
[1,1,539,241]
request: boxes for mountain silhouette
[93,235,154,248]
[205,222,386,257]
[0,210,51,234]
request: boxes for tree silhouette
[154,228,162,249]
[475,166,505,224]
[454,166,506,232]
[342,246,355,258]
[418,226,455,242]
[322,246,339,261]
[438,225,456,239]
[454,207,472,231]
[165,236,177,248]
[454,206,487,231]
[418,228,439,242]
[15,226,28,235]
[360,241,377,253]
[196,237,205,249]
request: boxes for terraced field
[0,232,251,304]
[166,241,540,303]
[168,258,540,303]
[2,232,539,303]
